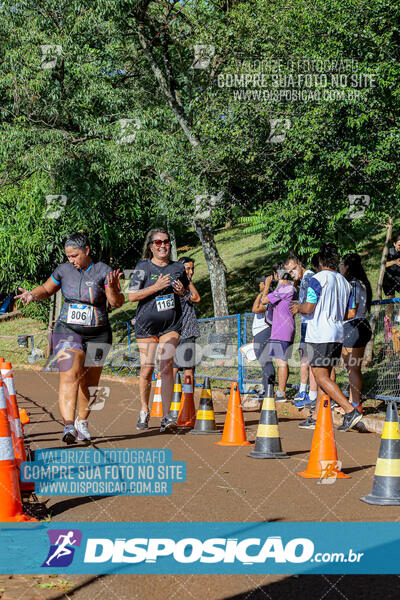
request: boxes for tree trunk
[167,216,178,261]
[135,5,230,318]
[364,216,393,365]
[194,218,229,319]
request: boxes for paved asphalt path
[3,370,399,600]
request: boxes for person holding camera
[261,265,296,402]
[251,275,275,400]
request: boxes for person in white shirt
[291,243,362,432]
[284,254,317,408]
[339,253,372,413]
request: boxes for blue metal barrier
[105,321,140,375]
[371,298,400,305]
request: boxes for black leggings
[253,327,276,392]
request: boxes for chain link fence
[105,300,400,401]
[193,315,242,388]
[105,316,242,387]
[5,299,398,400]
[366,299,400,401]
[106,321,139,376]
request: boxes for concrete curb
[0,311,22,322]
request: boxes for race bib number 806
[67,304,93,325]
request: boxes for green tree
[229,0,400,255]
[1,0,399,311]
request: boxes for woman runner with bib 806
[128,228,189,433]
[15,232,124,445]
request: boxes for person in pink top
[261,266,296,402]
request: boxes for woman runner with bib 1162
[15,232,124,444]
[128,229,189,433]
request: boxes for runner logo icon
[42,529,82,567]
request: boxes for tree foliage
[0,0,399,293]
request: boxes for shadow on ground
[224,575,400,599]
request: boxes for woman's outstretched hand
[14,288,34,305]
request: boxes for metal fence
[193,314,242,386]
[106,315,242,385]
[106,321,138,375]
[367,298,400,401]
[106,299,400,401]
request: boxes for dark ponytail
[341,253,372,312]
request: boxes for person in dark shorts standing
[383,235,400,321]
[128,229,189,432]
[173,257,201,390]
[291,243,362,431]
[15,232,124,444]
[383,235,400,298]
[340,253,372,413]
[251,275,275,400]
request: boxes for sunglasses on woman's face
[152,239,170,247]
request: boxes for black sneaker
[337,409,363,431]
[62,424,77,445]
[136,410,150,431]
[275,392,287,403]
[298,416,316,429]
[160,416,178,433]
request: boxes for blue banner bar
[0,522,399,574]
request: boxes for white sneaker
[74,417,91,441]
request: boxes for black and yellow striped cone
[190,377,218,434]
[361,401,400,505]
[248,385,289,459]
[168,372,182,420]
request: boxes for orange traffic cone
[0,379,37,521]
[150,373,163,418]
[177,375,196,428]
[0,360,17,456]
[215,382,251,447]
[1,362,34,493]
[298,395,350,479]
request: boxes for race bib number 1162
[155,294,175,312]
